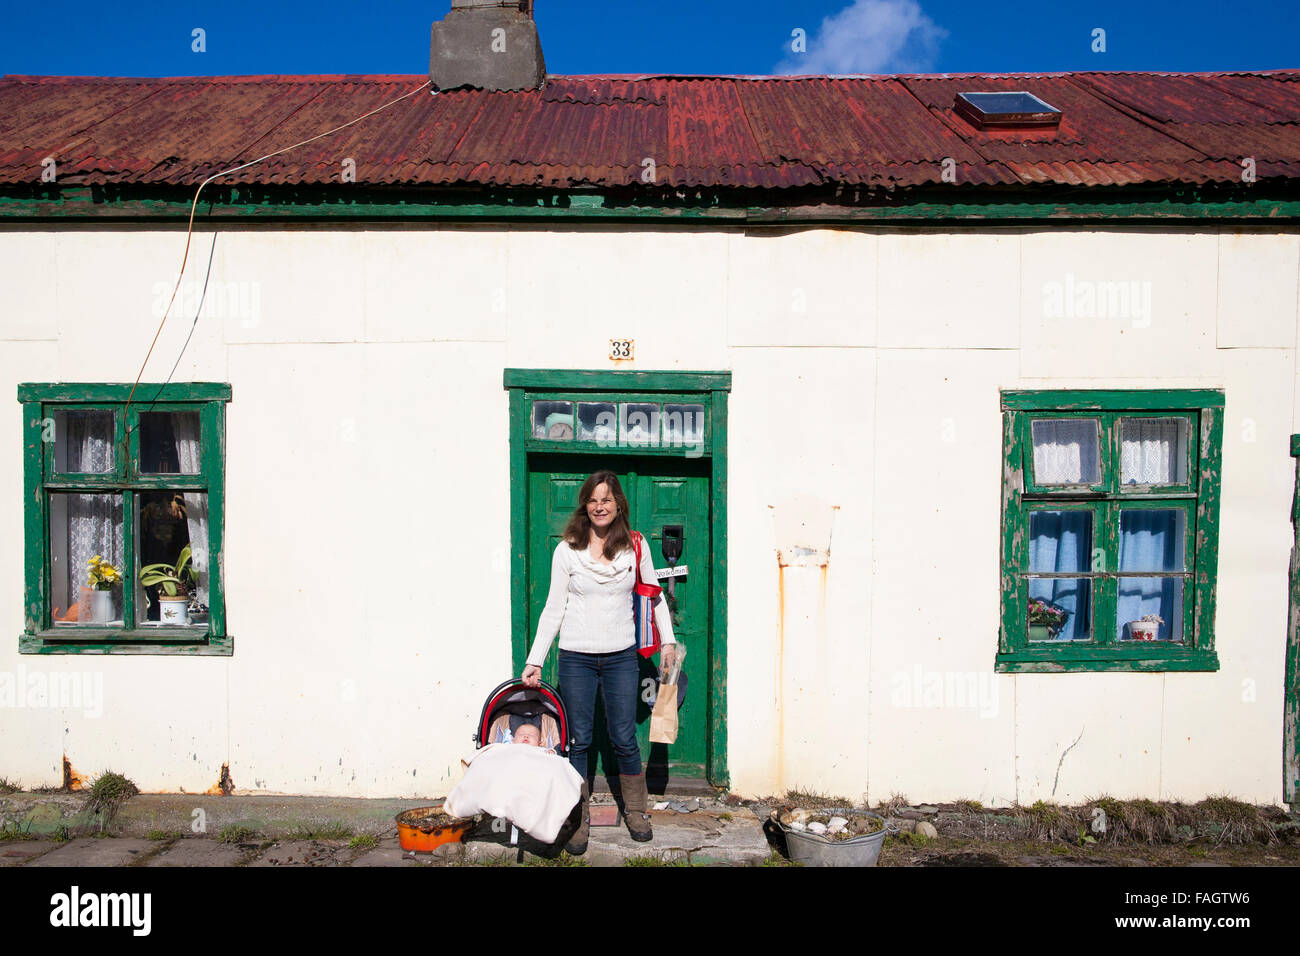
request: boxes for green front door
[526,453,711,784]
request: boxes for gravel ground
[744,797,1300,867]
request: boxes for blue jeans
[558,645,643,778]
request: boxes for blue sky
[1,0,1295,77]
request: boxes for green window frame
[18,383,232,656]
[998,389,1223,673]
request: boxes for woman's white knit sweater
[525,534,677,667]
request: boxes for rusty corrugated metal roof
[1,70,1298,191]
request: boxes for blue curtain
[1028,511,1091,641]
[1117,510,1183,640]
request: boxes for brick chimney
[430,0,546,92]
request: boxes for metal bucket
[779,809,895,867]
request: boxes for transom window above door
[525,395,709,455]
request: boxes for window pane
[1120,417,1188,485]
[577,402,616,442]
[1028,511,1093,641]
[1119,509,1186,572]
[1028,580,1092,641]
[139,411,201,475]
[1118,578,1184,642]
[531,401,574,440]
[1031,418,1101,484]
[620,403,660,446]
[1029,511,1092,573]
[53,409,114,473]
[49,493,124,626]
[662,404,705,447]
[136,491,208,626]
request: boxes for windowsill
[21,630,232,656]
[996,646,1218,673]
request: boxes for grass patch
[217,825,259,844]
[955,799,983,811]
[877,792,911,816]
[781,788,855,810]
[283,823,354,841]
[1015,800,1077,842]
[0,777,20,795]
[759,850,803,867]
[82,771,139,833]
[0,821,35,841]
[526,852,589,867]
[51,825,71,843]
[718,812,733,822]
[1193,795,1275,845]
[348,833,379,849]
[624,852,691,866]
[885,830,932,849]
[146,829,182,841]
[455,854,514,866]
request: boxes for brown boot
[565,782,590,855]
[620,773,653,842]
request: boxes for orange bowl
[396,803,474,852]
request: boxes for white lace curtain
[1120,418,1185,485]
[64,416,120,613]
[173,413,209,606]
[1033,417,1185,486]
[1031,420,1100,484]
[62,412,112,474]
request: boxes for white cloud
[775,0,948,75]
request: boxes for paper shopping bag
[649,679,679,744]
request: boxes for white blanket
[444,743,583,844]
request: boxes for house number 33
[609,339,634,360]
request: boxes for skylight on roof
[954,91,1062,129]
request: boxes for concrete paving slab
[348,832,434,868]
[582,807,768,866]
[25,837,161,867]
[455,806,769,866]
[245,839,351,867]
[142,838,250,867]
[350,834,453,867]
[0,842,57,866]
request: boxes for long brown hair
[562,470,633,560]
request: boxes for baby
[509,722,558,754]
[511,723,543,747]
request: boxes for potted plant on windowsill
[140,545,196,625]
[86,555,120,624]
[1028,598,1068,641]
[1128,613,1163,641]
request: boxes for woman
[521,470,677,854]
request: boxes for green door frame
[1287,435,1300,804]
[504,368,731,788]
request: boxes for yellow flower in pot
[84,555,121,623]
[140,545,197,625]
